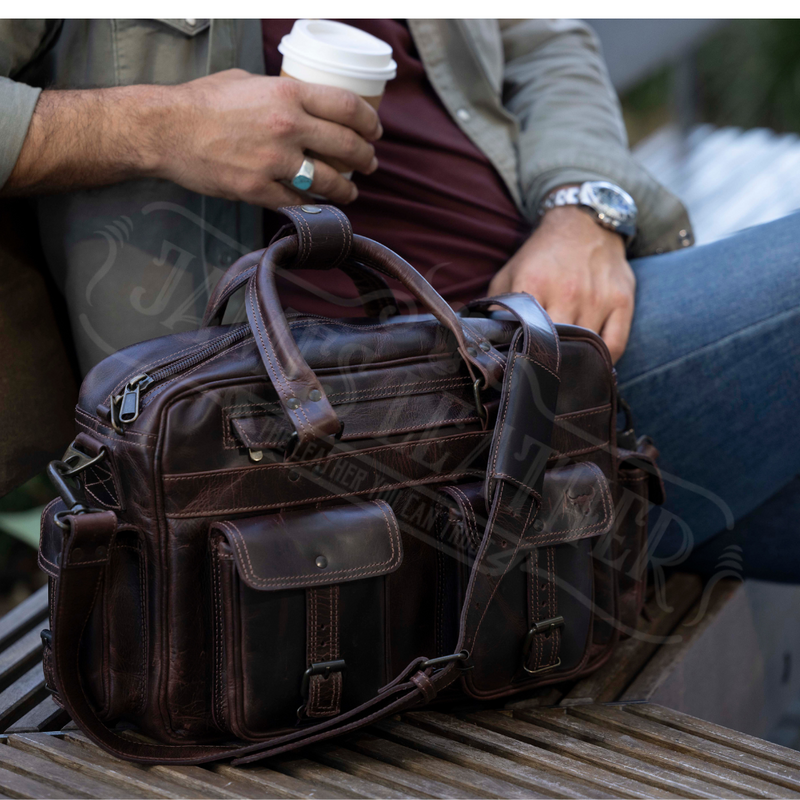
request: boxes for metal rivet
[533,519,544,532]
[315,555,328,569]
[456,108,471,122]
[288,469,300,482]
[248,449,263,463]
[679,229,687,237]
[185,17,197,26]
[287,397,300,410]
[301,205,322,214]
[479,341,491,352]
[466,347,478,358]
[72,548,84,560]
[309,389,322,402]
[681,238,691,247]
[95,546,107,559]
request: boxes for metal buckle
[522,616,564,674]
[472,379,487,422]
[297,660,347,719]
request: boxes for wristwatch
[539,181,638,242]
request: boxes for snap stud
[479,341,491,352]
[315,555,328,569]
[301,205,322,214]
[309,389,322,402]
[288,469,300,482]
[466,347,478,358]
[533,518,545,531]
[287,397,301,410]
[249,449,263,463]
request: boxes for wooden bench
[0,576,799,798]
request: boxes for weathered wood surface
[0,584,797,798]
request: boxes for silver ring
[291,157,315,191]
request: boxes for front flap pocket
[210,500,402,590]
[210,500,402,740]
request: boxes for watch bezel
[578,181,637,237]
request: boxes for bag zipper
[114,325,252,427]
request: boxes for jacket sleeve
[500,19,693,256]
[0,20,52,189]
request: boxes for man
[1,19,799,576]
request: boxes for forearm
[2,84,172,195]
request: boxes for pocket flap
[440,462,614,550]
[211,500,402,591]
[530,462,614,546]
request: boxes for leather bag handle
[243,207,504,460]
[45,291,560,766]
[202,250,399,328]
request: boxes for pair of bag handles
[48,206,561,765]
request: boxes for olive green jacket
[0,19,692,372]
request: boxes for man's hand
[3,69,382,209]
[489,206,635,363]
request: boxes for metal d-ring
[472,379,487,422]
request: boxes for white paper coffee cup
[279,19,397,109]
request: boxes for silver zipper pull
[117,374,153,425]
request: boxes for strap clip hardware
[300,659,347,704]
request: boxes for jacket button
[315,556,328,569]
[456,108,471,122]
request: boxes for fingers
[600,303,635,363]
[303,118,377,175]
[299,82,383,141]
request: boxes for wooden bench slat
[215,763,354,799]
[403,710,689,799]
[380,715,626,799]
[470,709,740,799]
[63,731,266,800]
[572,705,800,792]
[0,589,48,655]
[313,741,481,800]
[6,697,69,735]
[272,755,407,799]
[350,732,538,799]
[8,734,214,799]
[561,573,704,706]
[0,762,80,800]
[629,703,800,770]
[0,737,137,799]
[0,632,42,700]
[0,666,47,732]
[524,707,795,799]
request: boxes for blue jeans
[616,211,800,582]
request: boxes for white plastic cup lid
[278,19,397,82]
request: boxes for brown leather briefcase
[39,205,663,764]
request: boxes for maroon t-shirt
[262,20,530,316]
